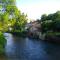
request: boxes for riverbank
[27,32,39,39]
[8,31,28,37]
[0,55,7,60]
[6,31,60,43]
[45,32,60,43]
[6,31,40,39]
[40,32,60,43]
[0,32,6,55]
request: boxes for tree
[41,11,60,33]
[12,13,27,32]
[41,14,47,22]
[0,0,27,32]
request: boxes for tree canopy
[0,0,27,32]
[41,11,60,33]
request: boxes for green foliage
[0,32,6,54]
[0,32,6,46]
[12,13,27,32]
[41,14,47,21]
[0,0,27,32]
[41,11,60,33]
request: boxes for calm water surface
[3,33,60,60]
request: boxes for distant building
[25,20,41,32]
[29,21,41,32]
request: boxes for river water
[3,33,60,60]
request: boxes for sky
[16,0,60,20]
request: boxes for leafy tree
[41,14,47,22]
[12,13,27,32]
[41,11,60,33]
[0,0,27,32]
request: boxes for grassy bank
[0,32,6,55]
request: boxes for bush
[0,32,6,54]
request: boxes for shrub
[0,32,6,54]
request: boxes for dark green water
[3,33,60,60]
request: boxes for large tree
[41,11,60,33]
[0,0,27,32]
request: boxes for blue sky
[16,0,60,20]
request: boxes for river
[2,33,60,60]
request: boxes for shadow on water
[2,33,60,60]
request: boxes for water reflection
[4,33,60,60]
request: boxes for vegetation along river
[2,33,60,60]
